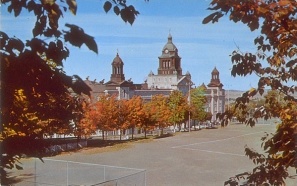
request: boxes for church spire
[207,67,223,87]
[168,33,172,43]
[158,34,182,75]
[110,52,125,83]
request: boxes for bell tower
[208,67,222,87]
[110,53,125,83]
[158,34,182,75]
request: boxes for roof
[162,33,177,52]
[207,81,223,87]
[134,89,173,97]
[199,83,207,90]
[112,53,124,65]
[84,79,107,93]
[212,67,219,74]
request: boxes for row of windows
[113,67,123,74]
[162,60,171,68]
[153,77,172,82]
[212,75,219,79]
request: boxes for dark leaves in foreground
[103,0,140,25]
[64,24,98,54]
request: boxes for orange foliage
[149,95,171,129]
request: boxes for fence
[17,158,146,186]
[45,141,88,156]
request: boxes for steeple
[110,52,125,83]
[207,67,223,87]
[158,34,182,75]
[168,33,172,43]
[185,71,191,79]
[162,33,177,53]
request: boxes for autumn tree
[1,31,92,183]
[126,96,145,139]
[150,95,171,135]
[1,1,143,183]
[142,101,157,138]
[203,0,297,185]
[75,99,97,139]
[190,87,208,128]
[116,99,130,140]
[168,90,188,132]
[92,95,119,140]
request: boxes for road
[11,123,296,186]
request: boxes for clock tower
[110,53,125,83]
[146,34,192,94]
[158,34,182,75]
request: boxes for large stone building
[85,34,193,102]
[146,34,192,95]
[200,67,225,121]
[84,34,225,121]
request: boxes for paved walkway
[12,123,296,186]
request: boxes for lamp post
[227,84,231,111]
[227,86,229,111]
[188,81,194,132]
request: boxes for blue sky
[1,0,261,90]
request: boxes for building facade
[85,34,193,102]
[84,34,225,121]
[202,67,225,121]
[146,34,192,95]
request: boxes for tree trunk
[131,127,134,139]
[76,135,80,149]
[173,123,176,133]
[294,127,297,169]
[120,129,122,140]
[102,130,105,140]
[64,134,68,150]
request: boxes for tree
[126,96,145,139]
[75,99,97,140]
[1,31,92,183]
[142,101,157,138]
[203,0,297,185]
[190,87,208,128]
[150,95,171,135]
[1,0,143,183]
[116,99,130,140]
[93,95,119,140]
[168,90,188,132]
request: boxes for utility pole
[188,81,194,132]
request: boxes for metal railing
[17,158,146,186]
